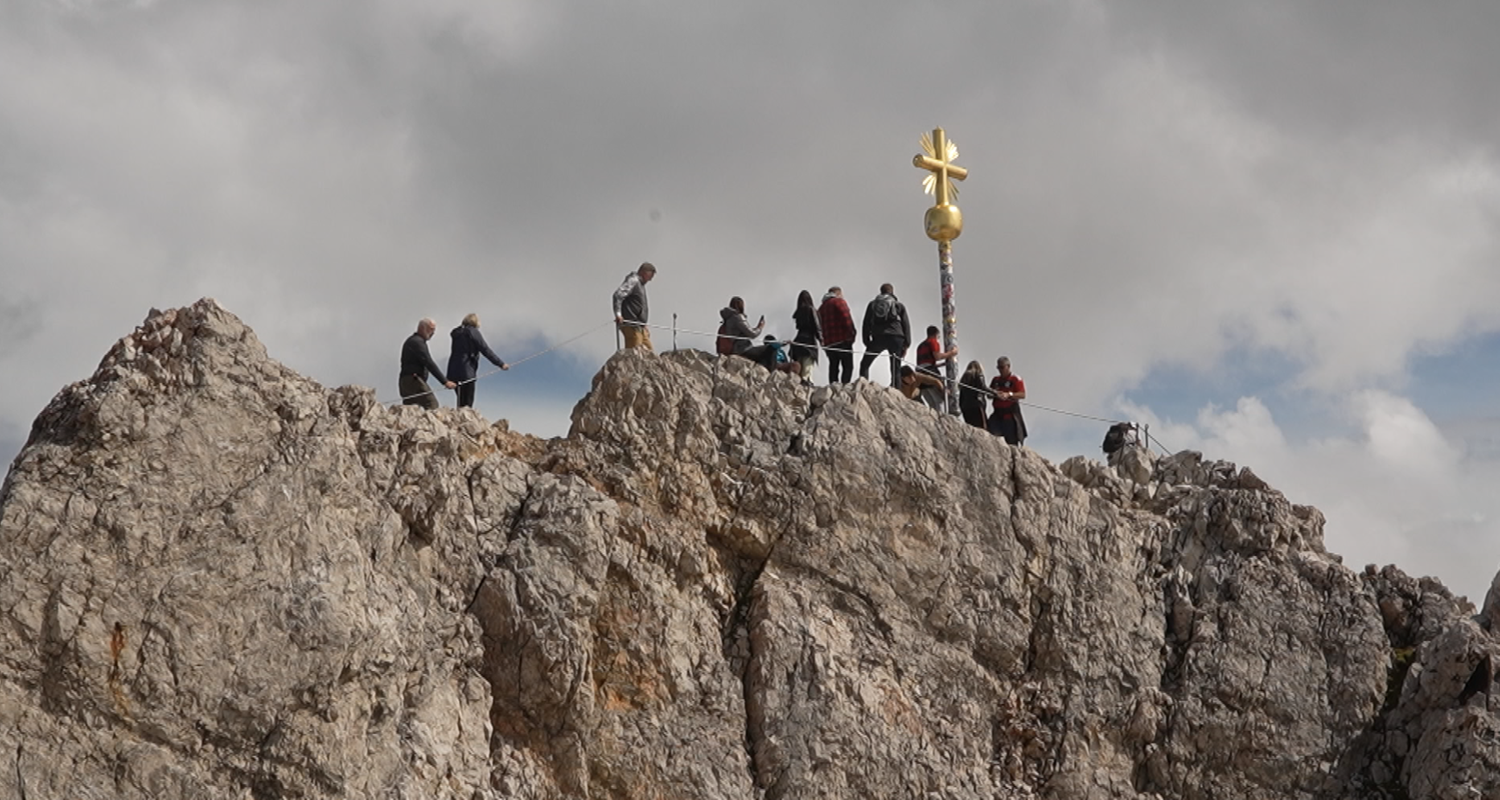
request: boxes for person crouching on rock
[400,318,455,409]
[447,313,508,409]
[898,365,943,403]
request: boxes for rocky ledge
[1,299,1497,799]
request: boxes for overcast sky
[3,0,1497,601]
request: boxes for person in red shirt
[987,356,1027,445]
[816,286,857,384]
[914,325,958,410]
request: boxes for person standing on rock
[817,286,856,385]
[859,283,911,388]
[447,313,508,409]
[613,262,657,351]
[958,360,988,430]
[400,318,456,409]
[987,356,1027,446]
[789,290,821,383]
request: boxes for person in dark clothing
[987,356,1028,446]
[859,283,911,387]
[958,360,988,430]
[817,286,856,384]
[400,318,455,409]
[790,290,821,382]
[447,313,509,409]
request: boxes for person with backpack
[987,356,1027,446]
[789,290,821,383]
[446,313,509,409]
[914,325,958,410]
[958,360,988,430]
[612,262,656,351]
[859,283,911,387]
[817,286,856,384]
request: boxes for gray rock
[1,299,1495,799]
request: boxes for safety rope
[387,314,1173,457]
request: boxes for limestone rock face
[1,299,1496,799]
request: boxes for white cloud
[1122,391,1500,604]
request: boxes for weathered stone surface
[1,299,1496,799]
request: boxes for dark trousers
[826,341,854,384]
[455,381,476,408]
[859,335,905,387]
[399,374,439,410]
[988,411,1027,445]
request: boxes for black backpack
[1102,423,1132,455]
[871,294,897,323]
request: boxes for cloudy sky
[3,0,1497,601]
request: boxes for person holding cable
[447,313,508,409]
[400,318,455,409]
[612,262,657,351]
[987,356,1028,446]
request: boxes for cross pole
[912,127,968,415]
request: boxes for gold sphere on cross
[924,204,963,241]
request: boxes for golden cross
[913,128,967,207]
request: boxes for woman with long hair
[790,289,821,382]
[958,360,988,430]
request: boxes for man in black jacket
[858,283,911,388]
[400,318,456,409]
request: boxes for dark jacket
[719,307,759,355]
[447,324,506,382]
[862,293,910,349]
[958,371,988,414]
[400,333,446,383]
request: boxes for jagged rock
[1,299,1497,799]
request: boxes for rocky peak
[1,299,1496,799]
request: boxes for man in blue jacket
[447,313,509,409]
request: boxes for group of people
[399,314,509,410]
[611,262,1028,446]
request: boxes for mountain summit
[2,299,1496,799]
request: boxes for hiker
[719,296,768,363]
[987,356,1027,445]
[612,262,657,351]
[762,335,802,375]
[958,360,988,430]
[447,313,509,409]
[914,325,958,410]
[400,318,456,410]
[859,283,911,387]
[817,286,856,384]
[898,366,944,402]
[789,290,821,382]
